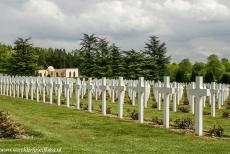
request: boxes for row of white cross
[0,75,229,136]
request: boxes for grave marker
[75,78,81,109]
[156,76,175,128]
[87,78,93,112]
[116,77,125,119]
[99,77,108,115]
[188,76,210,136]
[210,82,219,117]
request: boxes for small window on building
[69,72,72,77]
[56,72,58,77]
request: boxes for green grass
[0,95,230,154]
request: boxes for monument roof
[47,66,55,71]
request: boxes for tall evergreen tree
[124,50,146,79]
[144,36,170,80]
[8,37,38,76]
[79,34,98,77]
[95,38,111,78]
[109,43,125,78]
[34,47,48,69]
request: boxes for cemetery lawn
[0,96,230,154]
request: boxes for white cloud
[191,0,230,22]
[164,0,191,12]
[24,0,65,20]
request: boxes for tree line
[0,34,230,83]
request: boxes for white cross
[155,81,162,110]
[109,80,116,103]
[86,78,93,112]
[30,78,34,100]
[134,77,145,123]
[210,82,219,117]
[156,76,175,128]
[81,78,86,99]
[128,81,137,106]
[188,82,195,114]
[75,78,81,109]
[172,82,177,112]
[115,77,126,119]
[12,77,16,97]
[35,78,40,102]
[40,78,46,103]
[99,77,108,115]
[20,80,24,98]
[47,78,53,104]
[55,78,62,106]
[94,80,98,101]
[6,78,9,96]
[25,78,30,99]
[144,81,150,108]
[188,76,210,136]
[65,78,70,108]
[8,77,11,96]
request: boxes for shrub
[226,105,230,110]
[98,105,110,113]
[206,97,210,106]
[174,118,193,129]
[152,102,157,108]
[124,99,132,105]
[151,116,163,125]
[203,111,211,115]
[178,106,190,113]
[0,111,25,139]
[83,104,88,110]
[222,111,229,118]
[45,96,50,101]
[80,102,84,108]
[182,98,189,105]
[130,110,138,120]
[39,96,43,101]
[126,108,130,113]
[0,111,8,121]
[226,100,230,106]
[98,104,102,110]
[106,107,112,114]
[53,98,57,103]
[61,99,66,105]
[169,103,173,111]
[208,125,224,137]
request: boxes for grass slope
[0,95,230,154]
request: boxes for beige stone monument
[38,66,79,78]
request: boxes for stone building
[37,66,79,77]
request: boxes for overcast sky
[1,0,230,62]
